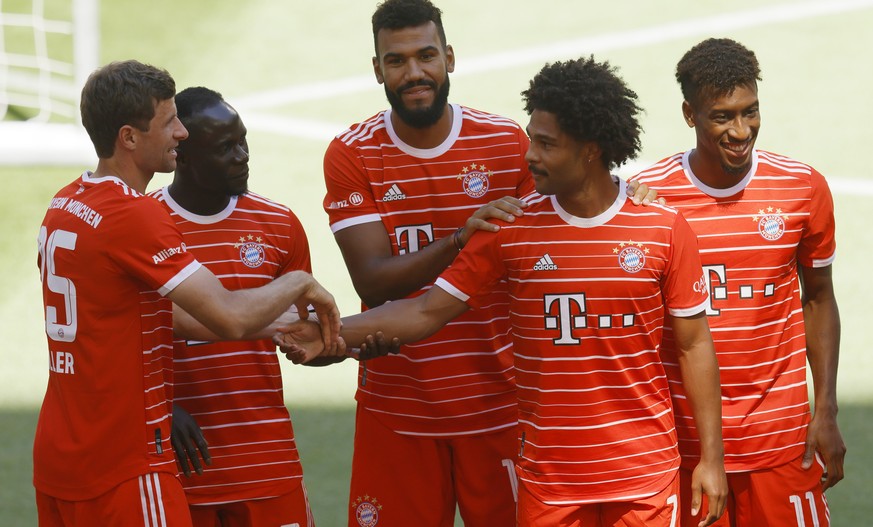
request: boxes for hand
[803,411,846,490]
[458,196,528,247]
[292,275,341,352]
[350,331,401,361]
[626,179,665,206]
[171,404,211,477]
[274,318,348,364]
[690,458,727,527]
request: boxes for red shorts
[348,405,518,527]
[188,485,314,527]
[517,472,680,527]
[678,454,829,527]
[36,472,192,527]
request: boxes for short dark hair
[522,56,643,169]
[676,38,762,105]
[372,0,446,54]
[175,86,225,128]
[80,60,176,158]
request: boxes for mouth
[721,139,752,162]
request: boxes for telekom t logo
[394,224,434,254]
[544,293,587,345]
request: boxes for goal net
[0,0,98,165]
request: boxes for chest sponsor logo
[351,495,381,526]
[614,240,647,273]
[753,206,788,241]
[235,234,265,268]
[457,163,491,198]
[382,184,406,202]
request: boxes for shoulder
[629,152,685,184]
[332,111,389,148]
[241,191,292,215]
[460,106,524,133]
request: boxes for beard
[722,161,751,178]
[385,76,451,129]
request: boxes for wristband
[452,227,464,251]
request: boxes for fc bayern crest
[753,207,788,241]
[352,496,381,527]
[614,240,647,273]
[235,235,265,268]
[457,163,491,198]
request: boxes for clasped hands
[272,315,399,364]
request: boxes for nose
[524,144,538,165]
[405,58,425,82]
[175,120,189,141]
[728,116,752,141]
[235,145,249,164]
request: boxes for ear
[117,124,137,152]
[445,44,455,74]
[372,56,384,85]
[582,141,602,163]
[681,100,695,128]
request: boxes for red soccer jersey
[632,150,836,472]
[323,104,535,435]
[151,188,312,504]
[436,180,708,504]
[34,172,199,500]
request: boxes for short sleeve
[798,168,836,268]
[661,211,708,317]
[323,137,382,233]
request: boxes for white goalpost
[0,0,98,165]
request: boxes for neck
[556,169,620,218]
[391,104,453,150]
[168,176,232,216]
[687,149,746,189]
[92,157,152,194]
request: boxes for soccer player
[297,56,727,527]
[148,86,316,526]
[632,38,846,527]
[34,60,341,527]
[322,1,656,525]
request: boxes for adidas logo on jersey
[382,184,406,202]
[533,254,558,271]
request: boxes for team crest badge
[235,234,265,268]
[614,240,648,273]
[753,206,788,241]
[457,163,492,198]
[352,495,382,526]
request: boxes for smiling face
[685,82,760,182]
[373,21,454,129]
[178,101,250,197]
[134,97,189,175]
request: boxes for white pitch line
[233,0,873,111]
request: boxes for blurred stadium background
[2,0,871,524]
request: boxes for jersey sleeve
[323,136,382,233]
[434,228,506,308]
[279,209,312,275]
[798,168,836,268]
[110,197,199,296]
[661,210,708,317]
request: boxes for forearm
[340,288,467,345]
[677,340,724,460]
[804,296,841,415]
[175,304,303,342]
[336,227,460,307]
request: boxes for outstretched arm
[799,264,845,490]
[334,198,526,308]
[671,312,727,527]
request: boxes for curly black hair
[676,38,761,105]
[175,86,225,127]
[372,0,446,54]
[521,56,642,169]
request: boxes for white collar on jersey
[550,177,628,228]
[160,186,240,224]
[383,103,463,159]
[681,149,759,198]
